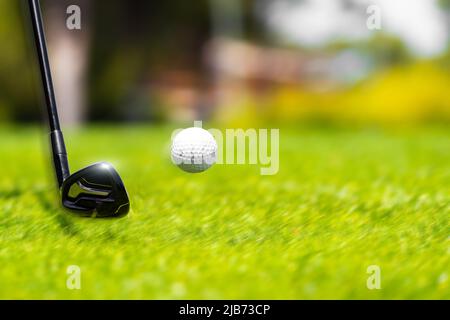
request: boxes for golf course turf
[0,125,448,299]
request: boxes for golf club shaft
[29,0,70,187]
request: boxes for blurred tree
[439,0,450,56]
[0,1,36,122]
[360,34,412,67]
[88,0,262,121]
[88,0,212,121]
[45,0,91,126]
[0,0,262,123]
[438,0,450,47]
[437,0,450,68]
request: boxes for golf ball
[171,127,218,173]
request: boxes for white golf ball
[171,127,218,173]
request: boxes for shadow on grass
[31,187,81,237]
[0,188,24,200]
[29,187,128,243]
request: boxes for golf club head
[61,162,130,218]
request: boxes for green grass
[0,125,448,299]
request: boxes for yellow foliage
[348,62,450,123]
[218,61,450,126]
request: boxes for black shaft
[29,0,70,187]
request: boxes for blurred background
[0,0,449,127]
[0,1,448,300]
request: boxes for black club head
[61,162,130,218]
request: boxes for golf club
[28,0,130,218]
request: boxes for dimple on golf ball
[171,127,218,173]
